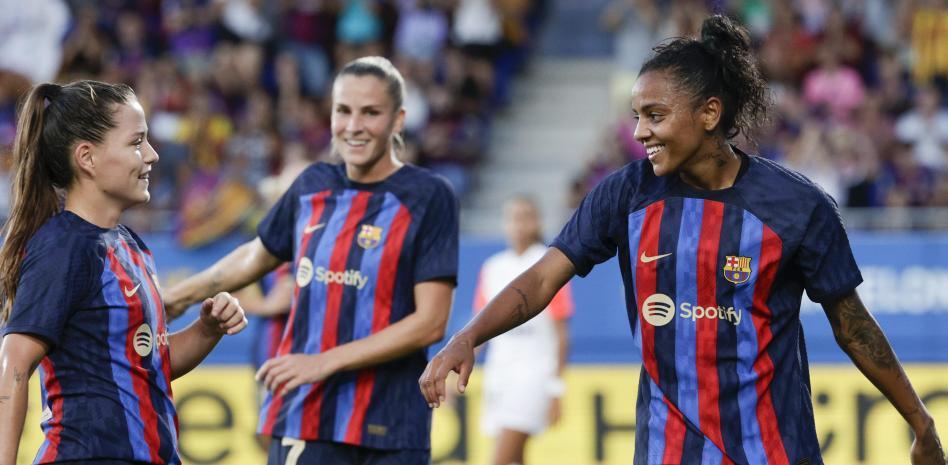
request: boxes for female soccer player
[421,15,946,465]
[164,56,459,465]
[0,80,247,464]
[473,196,573,465]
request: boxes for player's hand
[911,420,946,465]
[256,353,337,396]
[419,333,476,408]
[548,397,563,427]
[199,292,248,336]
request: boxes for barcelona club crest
[357,224,384,249]
[723,256,752,284]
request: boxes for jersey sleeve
[546,281,575,320]
[794,190,863,303]
[472,267,488,314]
[2,234,98,346]
[257,173,305,262]
[551,171,625,277]
[413,179,460,285]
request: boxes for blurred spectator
[802,44,866,125]
[894,84,948,171]
[601,0,661,109]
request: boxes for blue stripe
[282,191,321,438]
[733,211,769,464]
[646,377,668,464]
[701,440,724,465]
[102,259,150,462]
[334,193,401,441]
[675,198,702,431]
[628,208,647,353]
[287,190,356,437]
[112,241,177,457]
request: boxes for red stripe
[301,191,372,438]
[635,202,663,385]
[107,249,162,463]
[38,358,63,463]
[751,226,790,465]
[634,202,687,461]
[661,398,686,464]
[696,200,726,454]
[262,191,329,435]
[119,241,174,396]
[344,205,412,443]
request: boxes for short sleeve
[546,281,574,320]
[551,172,624,277]
[3,236,97,346]
[258,175,304,262]
[794,191,863,303]
[472,268,488,314]
[413,180,459,285]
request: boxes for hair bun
[700,14,750,56]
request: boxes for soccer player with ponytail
[0,80,247,465]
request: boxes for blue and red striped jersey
[552,151,862,465]
[256,162,459,449]
[251,264,291,370]
[3,211,179,464]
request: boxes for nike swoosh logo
[640,252,673,263]
[304,223,326,234]
[124,283,141,297]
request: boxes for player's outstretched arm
[0,334,47,465]
[164,238,282,320]
[419,247,576,408]
[824,291,946,465]
[168,292,247,380]
[256,279,454,396]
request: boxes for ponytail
[0,85,62,323]
[0,80,133,323]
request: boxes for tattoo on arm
[0,395,10,404]
[13,367,24,386]
[827,294,899,370]
[511,287,530,325]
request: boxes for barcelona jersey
[3,211,178,464]
[256,163,459,450]
[551,151,862,465]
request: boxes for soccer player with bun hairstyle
[164,56,459,465]
[421,15,947,465]
[0,80,247,464]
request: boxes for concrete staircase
[461,57,614,238]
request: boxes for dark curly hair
[639,14,770,141]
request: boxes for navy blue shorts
[267,438,430,465]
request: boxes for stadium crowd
[0,0,545,245]
[577,0,948,225]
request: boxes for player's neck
[64,190,122,229]
[678,141,741,191]
[346,151,404,184]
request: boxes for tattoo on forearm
[829,295,899,370]
[13,367,24,386]
[511,287,530,325]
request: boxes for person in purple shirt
[165,56,459,465]
[421,15,946,465]
[0,80,247,465]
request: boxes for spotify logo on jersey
[134,323,153,356]
[641,293,675,327]
[297,257,314,287]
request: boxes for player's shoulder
[29,211,105,253]
[396,164,457,198]
[744,155,838,210]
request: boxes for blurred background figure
[472,196,572,465]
